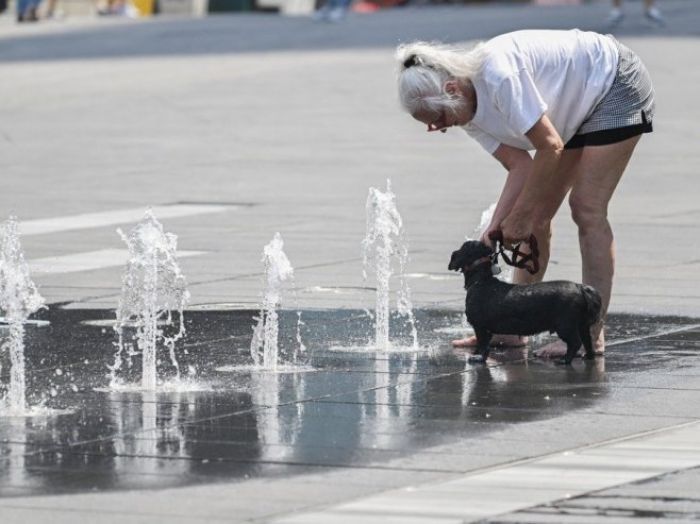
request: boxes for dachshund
[449,240,602,365]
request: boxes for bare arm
[499,114,564,246]
[481,144,533,245]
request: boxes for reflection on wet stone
[0,307,698,496]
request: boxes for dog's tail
[581,285,603,327]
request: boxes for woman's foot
[452,334,527,348]
[534,331,605,359]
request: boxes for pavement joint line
[602,385,700,392]
[606,323,700,347]
[52,450,468,474]
[16,449,476,476]
[0,502,233,521]
[484,459,700,523]
[271,419,700,524]
[80,438,514,457]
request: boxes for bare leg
[537,136,641,359]
[572,136,641,348]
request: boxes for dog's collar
[464,256,492,272]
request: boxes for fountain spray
[111,210,190,390]
[0,217,45,414]
[362,180,418,351]
[250,232,302,370]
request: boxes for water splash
[0,217,45,415]
[472,202,513,283]
[250,233,304,370]
[473,203,496,240]
[110,210,190,391]
[362,180,418,351]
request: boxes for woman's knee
[569,193,608,232]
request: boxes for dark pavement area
[1,308,699,505]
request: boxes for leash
[487,231,540,275]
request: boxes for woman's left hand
[499,212,533,248]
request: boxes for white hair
[396,40,486,118]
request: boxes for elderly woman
[397,30,655,358]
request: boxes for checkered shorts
[566,37,655,148]
[576,35,655,135]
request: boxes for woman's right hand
[480,227,498,249]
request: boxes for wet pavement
[2,308,699,504]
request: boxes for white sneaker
[605,8,624,28]
[644,6,665,26]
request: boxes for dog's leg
[557,330,582,366]
[468,328,492,364]
[579,322,595,360]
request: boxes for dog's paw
[468,354,486,364]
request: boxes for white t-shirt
[463,29,619,154]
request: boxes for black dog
[448,241,602,365]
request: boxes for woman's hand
[499,211,534,248]
[479,226,497,248]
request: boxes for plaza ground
[1,1,700,522]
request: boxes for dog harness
[488,231,541,275]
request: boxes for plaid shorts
[565,37,655,149]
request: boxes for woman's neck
[460,80,477,122]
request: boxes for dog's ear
[448,250,462,271]
[449,243,472,271]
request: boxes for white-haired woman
[397,30,655,358]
